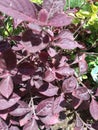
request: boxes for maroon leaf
[36,98,54,116]
[72,87,90,101]
[48,13,73,27]
[39,83,59,97]
[0,93,20,110]
[38,9,48,23]
[43,0,65,18]
[0,53,7,72]
[0,0,37,24]
[0,41,11,52]
[23,118,39,130]
[18,62,35,75]
[3,49,17,70]
[90,98,98,120]
[0,76,13,98]
[62,76,77,93]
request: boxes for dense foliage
[0,0,98,130]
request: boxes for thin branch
[17,53,32,65]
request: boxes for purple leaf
[19,112,32,126]
[0,41,11,52]
[56,66,74,77]
[21,40,47,53]
[36,98,54,116]
[90,98,98,120]
[0,0,37,24]
[44,68,56,82]
[38,9,48,23]
[43,0,65,18]
[9,126,20,130]
[72,87,90,101]
[23,118,39,130]
[0,76,13,98]
[53,30,84,49]
[62,76,77,93]
[0,53,7,72]
[0,93,20,110]
[40,114,60,125]
[53,94,65,114]
[3,49,17,70]
[48,13,73,27]
[10,101,31,117]
[48,47,57,57]
[18,62,35,75]
[75,115,83,128]
[39,83,59,97]
[0,118,8,130]
[78,54,88,74]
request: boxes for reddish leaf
[0,93,20,110]
[18,62,35,75]
[38,9,48,23]
[62,76,77,93]
[0,0,37,24]
[0,76,13,98]
[90,98,98,120]
[48,13,73,27]
[3,49,17,70]
[43,0,65,18]
[0,53,7,72]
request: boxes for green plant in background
[74,3,98,27]
[30,0,43,4]
[91,65,98,83]
[64,0,85,10]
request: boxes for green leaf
[91,66,98,83]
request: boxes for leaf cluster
[0,0,98,130]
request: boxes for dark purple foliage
[0,0,96,130]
